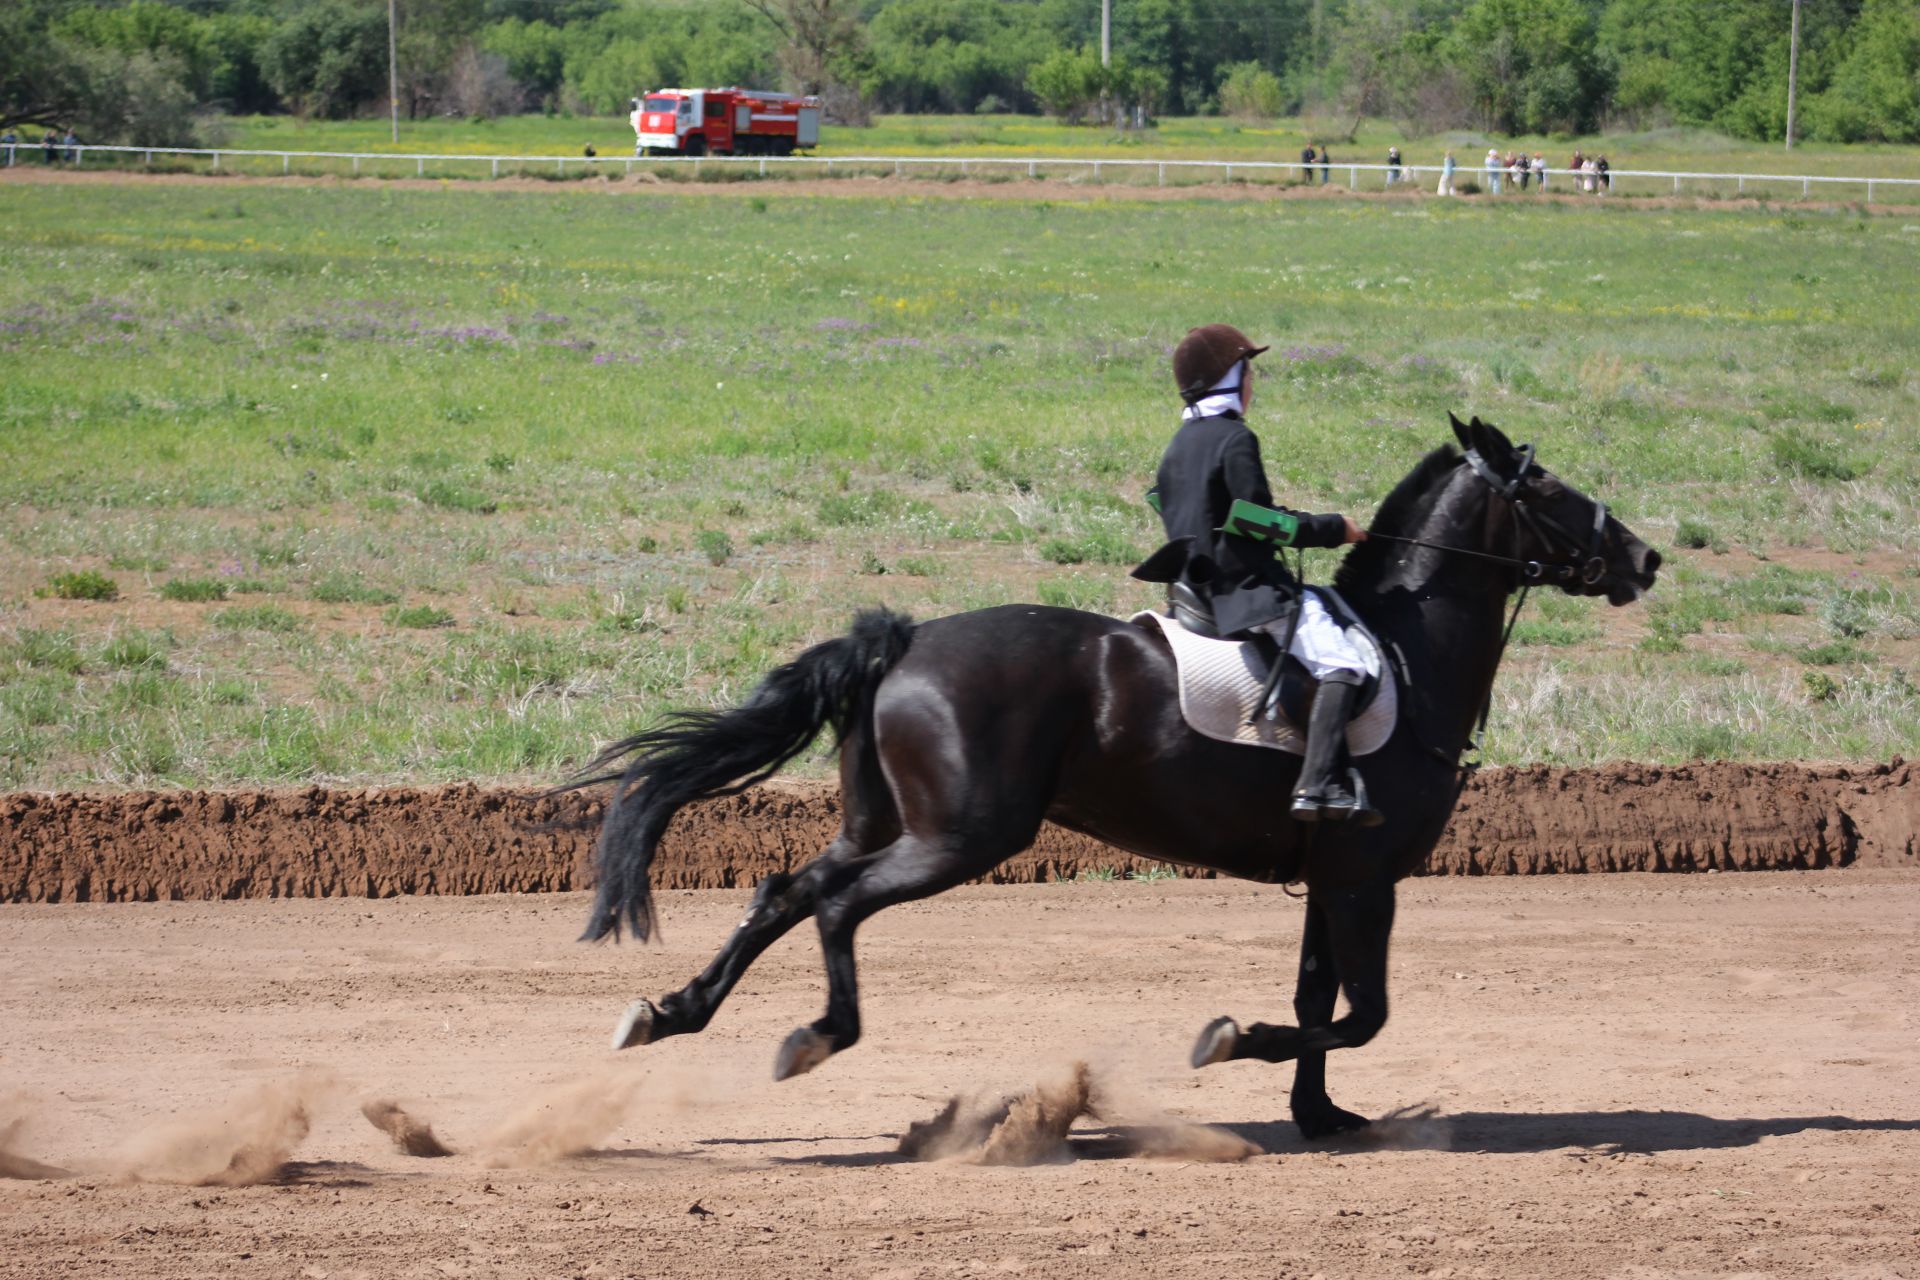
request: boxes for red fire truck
[629,88,822,157]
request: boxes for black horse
[573,415,1661,1139]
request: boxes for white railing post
[1803,177,1810,197]
[1093,161,1100,181]
[283,153,290,175]
[1673,174,1679,193]
[211,150,219,172]
[490,157,497,178]
[1349,165,1356,189]
[1158,162,1165,186]
[416,156,424,176]
[1868,179,1875,203]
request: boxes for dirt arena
[4,864,1918,1278]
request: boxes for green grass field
[31,114,1910,201]
[214,113,1920,181]
[1,178,1916,788]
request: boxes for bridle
[1369,445,1615,780]
[1372,444,1611,589]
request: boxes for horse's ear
[1475,417,1518,458]
[1449,412,1472,452]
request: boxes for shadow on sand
[1222,1109,1920,1157]
[743,1110,1920,1166]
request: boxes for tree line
[3,0,1915,148]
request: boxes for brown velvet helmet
[1173,324,1270,403]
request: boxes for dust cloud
[116,1070,335,1186]
[0,1095,72,1180]
[475,1062,650,1167]
[897,1062,1260,1166]
[361,1099,455,1157]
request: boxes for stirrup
[1290,769,1384,828]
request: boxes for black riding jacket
[1132,411,1349,638]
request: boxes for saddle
[1133,584,1398,758]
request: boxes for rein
[1373,447,1611,786]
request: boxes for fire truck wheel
[683,138,706,158]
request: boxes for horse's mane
[1331,444,1461,595]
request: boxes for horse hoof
[611,998,658,1051]
[773,1027,834,1081]
[1190,1016,1241,1069]
[1296,1103,1370,1141]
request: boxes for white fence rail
[11,143,1920,202]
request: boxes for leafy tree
[1217,61,1283,118]
[52,2,222,99]
[742,0,869,111]
[1807,0,1919,142]
[1027,45,1106,122]
[1445,0,1607,132]
[480,17,568,98]
[259,0,388,119]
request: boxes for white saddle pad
[1132,609,1398,757]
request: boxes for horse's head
[1450,414,1661,606]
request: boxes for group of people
[1431,147,1611,196]
[1298,142,1334,184]
[1,128,79,167]
[1296,142,1617,197]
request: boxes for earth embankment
[2,760,1912,903]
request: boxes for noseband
[1460,444,1610,586]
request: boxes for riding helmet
[1173,324,1270,403]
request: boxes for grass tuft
[46,570,118,601]
[160,577,229,603]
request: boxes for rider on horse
[1133,324,1380,825]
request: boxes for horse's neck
[1359,474,1516,744]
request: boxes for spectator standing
[1438,149,1457,196]
[1485,148,1501,195]
[1320,145,1331,185]
[1301,143,1317,184]
[2,130,15,167]
[1597,154,1611,194]
[43,131,58,164]
[62,128,77,163]
[1533,152,1547,192]
[1387,145,1401,186]
[1517,151,1530,191]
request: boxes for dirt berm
[2,760,1913,903]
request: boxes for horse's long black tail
[568,607,915,944]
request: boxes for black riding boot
[1289,674,1382,826]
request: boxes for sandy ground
[4,872,1918,1278]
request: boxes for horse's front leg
[1191,884,1396,1138]
[1286,896,1372,1138]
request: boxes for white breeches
[1252,591,1375,681]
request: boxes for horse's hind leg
[613,843,845,1050]
[771,833,1012,1081]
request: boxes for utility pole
[1785,0,1800,150]
[389,0,401,144]
[1101,0,1110,66]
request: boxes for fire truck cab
[630,88,821,158]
